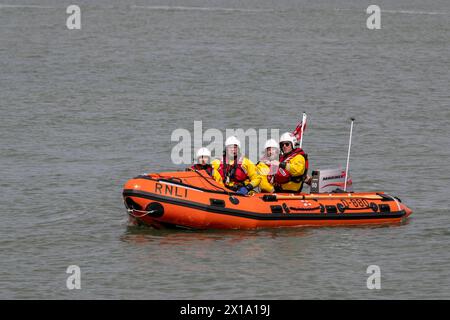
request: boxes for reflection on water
[121,218,410,246]
[119,225,316,283]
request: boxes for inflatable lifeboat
[122,170,412,230]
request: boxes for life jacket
[275,148,309,185]
[190,164,213,177]
[257,160,277,185]
[217,157,248,184]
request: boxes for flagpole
[299,112,307,149]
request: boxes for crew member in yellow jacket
[274,132,309,192]
[256,139,280,193]
[212,136,261,195]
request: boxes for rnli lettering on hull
[155,182,188,198]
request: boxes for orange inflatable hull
[122,171,413,230]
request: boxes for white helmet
[196,147,211,159]
[264,139,279,150]
[279,132,297,146]
[225,136,241,148]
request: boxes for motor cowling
[310,168,353,193]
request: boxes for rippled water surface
[1,0,449,299]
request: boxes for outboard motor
[310,168,353,193]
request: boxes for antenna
[344,118,355,191]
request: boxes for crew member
[274,132,309,192]
[212,136,260,195]
[256,139,279,193]
[188,147,223,182]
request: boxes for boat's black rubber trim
[262,194,277,202]
[210,198,226,207]
[123,189,406,221]
[270,205,283,214]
